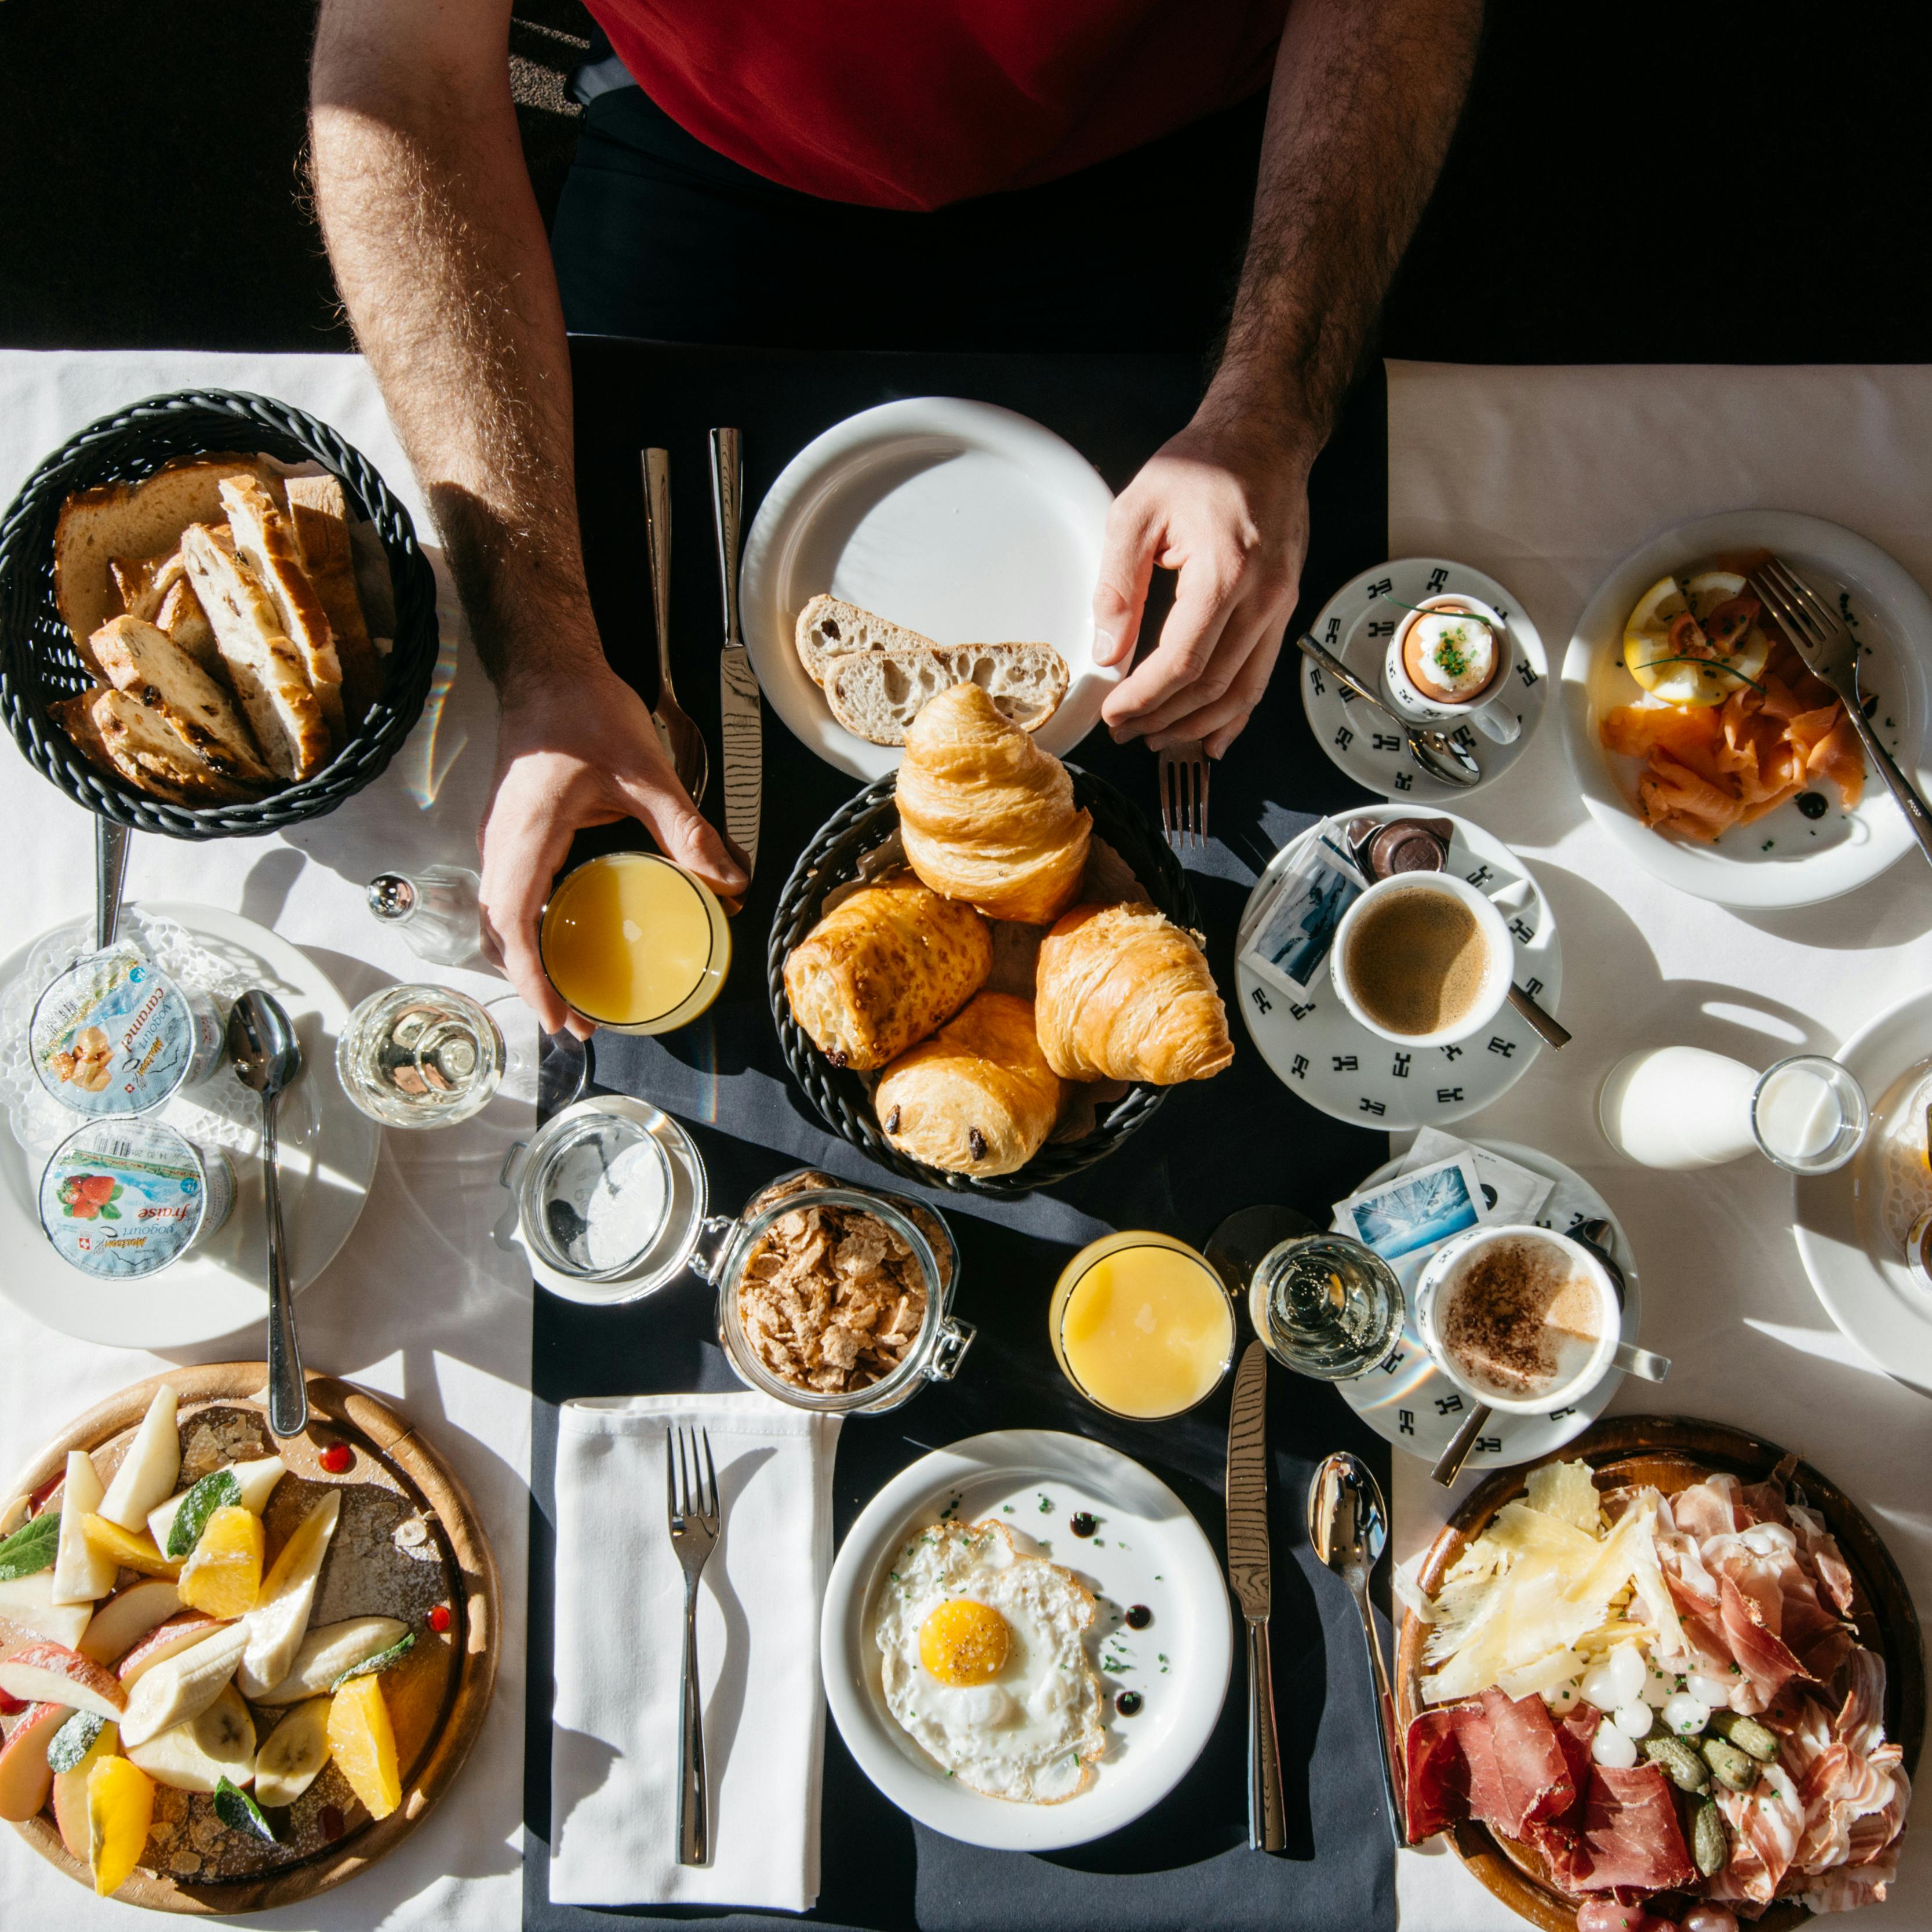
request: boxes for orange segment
[326,1675,401,1820]
[54,1720,119,1861]
[176,1507,263,1618]
[86,1754,154,1897]
[81,1513,182,1580]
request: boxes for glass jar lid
[523,1108,674,1280]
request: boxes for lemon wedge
[1622,570,1771,707]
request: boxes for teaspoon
[1293,632,1481,788]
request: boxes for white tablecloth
[1385,361,1932,1929]
[0,350,528,1931]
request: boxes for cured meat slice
[1580,1762,1697,1894]
[1402,1703,1469,1842]
[1718,1573,1809,1704]
[1399,1688,1578,1843]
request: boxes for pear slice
[125,1681,256,1794]
[97,1385,180,1532]
[0,1569,94,1652]
[235,1493,340,1700]
[248,1615,407,1706]
[147,1455,287,1554]
[77,1579,181,1665]
[118,1620,248,1748]
[253,1697,332,1806]
[50,1452,117,1606]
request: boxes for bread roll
[896,683,1091,924]
[783,870,991,1070]
[1035,902,1234,1085]
[874,992,1063,1177]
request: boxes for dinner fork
[1158,740,1210,852]
[665,1425,719,1866]
[1749,555,1932,869]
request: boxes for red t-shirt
[581,1,1286,212]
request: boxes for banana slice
[1623,570,1771,707]
[253,1698,332,1808]
[125,1682,256,1793]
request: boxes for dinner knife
[1226,1338,1286,1852]
[709,426,761,876]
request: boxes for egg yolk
[918,1599,1010,1685]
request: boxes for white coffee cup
[1413,1224,1668,1414]
[1383,594,1520,744]
[1329,872,1513,1049]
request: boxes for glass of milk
[1598,1047,1868,1174]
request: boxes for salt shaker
[367,864,488,969]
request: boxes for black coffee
[1344,886,1490,1035]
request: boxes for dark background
[0,2,1923,363]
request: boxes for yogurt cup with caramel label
[30,946,226,1116]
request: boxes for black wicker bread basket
[0,388,439,838]
[768,766,1198,1197]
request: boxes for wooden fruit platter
[0,1365,499,1913]
[1395,1415,1925,1932]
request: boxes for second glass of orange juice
[539,852,730,1034]
[1050,1231,1236,1420]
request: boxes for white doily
[1857,1056,1932,1254]
[2,911,264,1167]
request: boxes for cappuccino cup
[1383,594,1520,744]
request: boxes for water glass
[1248,1232,1404,1380]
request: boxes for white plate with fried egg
[821,1429,1231,1851]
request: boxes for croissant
[1035,901,1234,1084]
[896,682,1091,925]
[874,991,1063,1177]
[783,869,992,1069]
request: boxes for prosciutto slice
[1400,1687,1578,1843]
[1717,1573,1810,1704]
[1578,1762,1698,1894]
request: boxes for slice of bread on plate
[824,644,1068,746]
[220,476,345,739]
[795,595,938,687]
[90,614,275,787]
[180,523,330,781]
[285,472,383,725]
[54,455,285,658]
[88,685,257,803]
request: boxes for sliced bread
[109,548,184,624]
[794,595,938,687]
[155,573,219,671]
[220,476,344,741]
[180,523,329,782]
[89,615,275,787]
[285,473,382,726]
[54,456,285,658]
[88,686,257,803]
[47,689,122,783]
[824,644,1069,746]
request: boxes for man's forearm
[310,0,599,699]
[1211,0,1482,445]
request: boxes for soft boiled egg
[875,1519,1106,1803]
[1622,570,1773,707]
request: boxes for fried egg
[875,1518,1106,1803]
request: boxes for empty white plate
[739,399,1118,781]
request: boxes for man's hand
[478,666,746,1036]
[1093,400,1314,758]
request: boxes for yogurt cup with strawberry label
[30,946,227,1116]
[38,1118,237,1279]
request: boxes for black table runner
[524,340,1395,1931]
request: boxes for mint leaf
[213,1776,277,1843]
[0,1509,60,1582]
[46,1709,106,1773]
[166,1469,241,1558]
[330,1629,415,1689]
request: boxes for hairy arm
[1096,0,1482,752]
[310,0,740,1032]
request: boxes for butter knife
[1226,1338,1286,1852]
[709,427,761,875]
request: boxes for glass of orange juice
[539,852,731,1034]
[1049,1231,1236,1420]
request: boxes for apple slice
[50,1453,115,1606]
[114,1611,228,1690]
[96,1385,180,1533]
[77,1580,181,1666]
[0,1700,70,1821]
[253,1697,331,1806]
[125,1682,255,1794]
[247,1614,407,1707]
[235,1493,340,1700]
[118,1621,248,1748]
[52,1718,117,1857]
[0,1642,126,1721]
[0,1569,94,1655]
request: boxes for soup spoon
[1293,633,1481,788]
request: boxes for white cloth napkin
[549,1391,842,1910]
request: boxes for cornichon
[1708,1709,1781,1763]
[45,1710,106,1774]
[213,1776,278,1844]
[1642,1734,1711,1793]
[330,1629,416,1690]
[1700,1735,1759,1792]
[0,1509,59,1582]
[165,1469,242,1558]
[1691,1796,1729,1879]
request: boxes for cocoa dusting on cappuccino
[1439,1235,1603,1399]
[1343,886,1491,1036]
